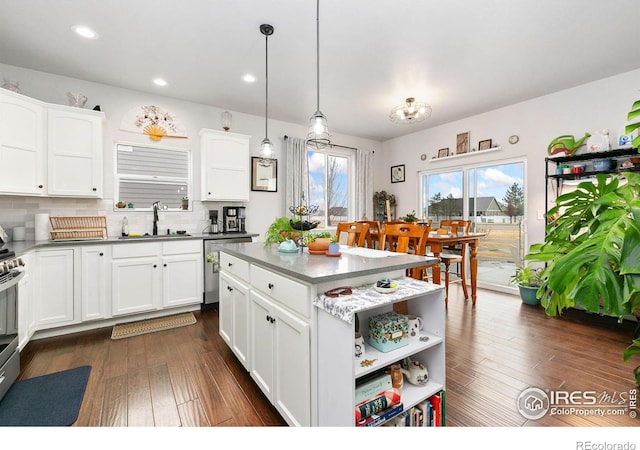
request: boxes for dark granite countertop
[212,241,438,284]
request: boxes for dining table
[426,232,486,305]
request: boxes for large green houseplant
[525,172,640,385]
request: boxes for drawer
[0,350,19,402]
[219,252,249,281]
[163,239,201,255]
[250,264,310,319]
[112,242,161,259]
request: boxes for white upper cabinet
[47,105,105,197]
[0,89,105,198]
[200,128,250,201]
[0,89,46,195]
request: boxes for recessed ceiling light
[153,78,168,87]
[242,74,256,83]
[71,25,99,39]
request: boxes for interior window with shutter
[115,143,191,210]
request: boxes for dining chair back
[335,222,370,247]
[357,220,380,248]
[438,219,472,306]
[379,222,429,255]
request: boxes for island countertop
[212,241,437,284]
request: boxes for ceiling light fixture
[70,25,99,39]
[389,97,432,124]
[259,23,275,162]
[152,78,168,87]
[306,0,330,150]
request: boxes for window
[419,160,525,291]
[307,146,355,227]
[115,142,191,210]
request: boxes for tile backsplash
[0,196,213,241]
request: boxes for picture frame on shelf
[437,148,449,158]
[391,164,405,183]
[479,139,492,151]
[456,132,470,155]
[251,157,278,192]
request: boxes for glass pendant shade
[307,111,330,149]
[221,110,232,131]
[260,137,274,159]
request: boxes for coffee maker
[223,206,246,233]
[208,210,219,234]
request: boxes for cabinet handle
[99,252,104,256]
[153,264,157,268]
[227,286,233,292]
[92,187,97,191]
[266,315,271,322]
[208,192,211,195]
[38,184,43,188]
[268,283,274,289]
[228,262,233,267]
[270,316,276,324]
[164,263,167,267]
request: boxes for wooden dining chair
[438,219,472,305]
[378,222,434,279]
[357,220,380,248]
[335,222,370,247]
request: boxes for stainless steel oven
[203,236,252,308]
[0,249,25,402]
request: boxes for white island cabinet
[216,242,445,427]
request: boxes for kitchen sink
[118,233,191,240]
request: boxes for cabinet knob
[164,263,167,267]
[99,252,104,256]
[266,315,271,322]
[92,187,97,191]
[227,286,233,291]
[208,192,211,195]
[228,262,233,267]
[268,283,274,289]
[38,184,43,188]
[153,264,157,268]
[270,316,276,324]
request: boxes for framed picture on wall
[456,132,470,155]
[479,139,492,151]
[391,164,405,183]
[438,148,449,158]
[251,157,278,192]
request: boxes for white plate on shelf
[374,284,399,294]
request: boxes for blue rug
[0,365,91,426]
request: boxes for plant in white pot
[510,266,543,305]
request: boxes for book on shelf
[429,392,442,427]
[356,402,404,427]
[355,372,393,405]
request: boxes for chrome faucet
[152,201,160,235]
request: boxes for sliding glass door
[420,160,525,290]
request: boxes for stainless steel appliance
[222,206,246,233]
[0,248,25,402]
[203,236,252,308]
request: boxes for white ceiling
[1,0,639,142]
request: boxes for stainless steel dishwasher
[203,236,252,308]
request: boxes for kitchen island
[214,241,445,427]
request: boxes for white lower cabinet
[220,271,250,369]
[81,245,111,321]
[34,248,78,329]
[250,288,310,427]
[111,243,163,316]
[162,240,202,308]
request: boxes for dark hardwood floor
[17,284,639,427]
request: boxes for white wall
[376,68,640,249]
[0,63,379,240]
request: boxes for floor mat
[0,365,91,426]
[111,312,196,339]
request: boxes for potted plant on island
[525,172,640,385]
[510,266,543,305]
[264,216,298,247]
[304,231,332,254]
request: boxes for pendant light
[306,0,330,150]
[259,23,275,161]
